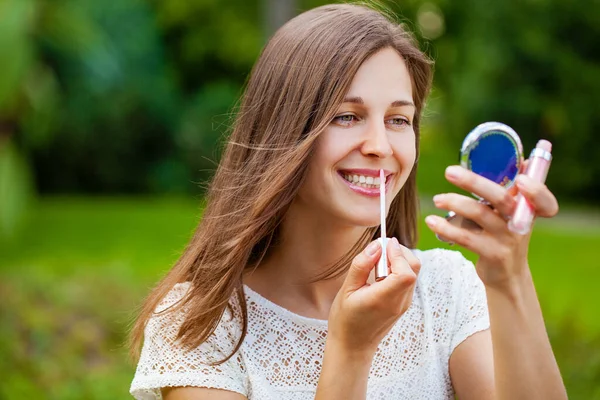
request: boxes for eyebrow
[342,96,415,108]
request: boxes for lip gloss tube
[508,139,553,235]
[376,169,388,281]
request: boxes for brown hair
[130,3,433,363]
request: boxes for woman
[130,4,567,399]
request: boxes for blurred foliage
[28,0,180,194]
[0,0,597,202]
[0,140,34,237]
[427,0,600,200]
[0,270,135,399]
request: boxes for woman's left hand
[425,165,559,291]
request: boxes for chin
[340,211,381,229]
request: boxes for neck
[243,199,370,319]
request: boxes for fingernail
[433,194,443,205]
[392,237,401,249]
[366,241,379,256]
[425,215,438,227]
[446,166,463,180]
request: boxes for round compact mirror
[459,121,523,198]
[437,122,523,244]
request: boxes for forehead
[345,47,413,104]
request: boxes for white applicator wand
[375,169,388,281]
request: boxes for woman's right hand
[327,237,421,356]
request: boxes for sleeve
[130,283,248,400]
[448,252,490,354]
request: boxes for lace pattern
[130,248,490,399]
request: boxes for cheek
[390,135,417,195]
[392,134,417,169]
[313,129,358,168]
[303,134,343,191]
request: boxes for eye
[332,114,358,126]
[386,117,411,128]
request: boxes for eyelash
[332,114,411,128]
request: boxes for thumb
[387,237,421,276]
[344,240,381,292]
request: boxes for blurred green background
[1,0,599,398]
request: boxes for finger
[344,240,381,292]
[425,214,487,254]
[445,166,516,218]
[374,238,417,299]
[387,237,421,275]
[516,175,559,218]
[433,193,507,232]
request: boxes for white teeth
[341,173,384,188]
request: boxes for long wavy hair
[130,3,433,363]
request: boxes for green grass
[1,196,599,399]
[0,197,203,399]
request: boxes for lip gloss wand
[376,169,388,281]
[508,139,553,235]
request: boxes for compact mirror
[437,122,523,243]
[459,121,523,196]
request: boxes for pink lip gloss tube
[508,139,553,235]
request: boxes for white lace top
[131,248,490,400]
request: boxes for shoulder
[413,248,477,287]
[142,282,193,348]
[131,282,248,399]
[411,248,490,352]
[413,247,470,267]
[155,281,192,313]
[145,282,243,354]
[411,248,487,315]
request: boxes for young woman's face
[297,47,417,227]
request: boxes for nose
[361,119,393,158]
